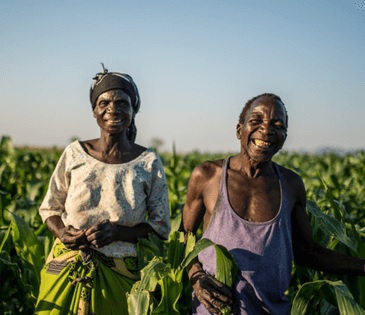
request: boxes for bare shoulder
[186,159,224,199]
[190,159,224,183]
[184,159,225,232]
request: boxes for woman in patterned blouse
[35,65,170,315]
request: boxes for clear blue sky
[1,0,364,153]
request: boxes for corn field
[1,134,365,315]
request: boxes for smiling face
[93,89,133,135]
[236,96,287,163]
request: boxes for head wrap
[89,64,140,114]
[89,64,141,142]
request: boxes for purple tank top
[193,158,293,315]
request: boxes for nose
[106,103,121,113]
[260,122,274,135]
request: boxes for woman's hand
[58,225,88,250]
[191,271,233,315]
[85,220,115,248]
[45,216,88,250]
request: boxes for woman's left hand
[85,220,116,248]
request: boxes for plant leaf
[291,280,365,315]
[181,238,216,268]
[152,272,183,315]
[214,244,237,288]
[127,289,150,315]
[307,200,358,252]
[167,231,185,270]
[9,212,44,288]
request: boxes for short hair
[238,93,288,128]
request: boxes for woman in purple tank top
[183,93,365,315]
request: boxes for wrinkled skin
[236,97,287,165]
[85,219,116,248]
[191,272,233,314]
[93,89,133,136]
[46,216,88,250]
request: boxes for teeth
[254,139,271,148]
[108,119,121,123]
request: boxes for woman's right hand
[58,225,88,250]
[45,215,89,250]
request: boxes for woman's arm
[46,215,88,250]
[85,220,155,247]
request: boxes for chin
[256,151,280,163]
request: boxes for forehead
[248,96,286,119]
[97,89,131,101]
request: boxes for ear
[236,123,242,139]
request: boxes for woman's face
[93,89,133,135]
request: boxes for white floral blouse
[39,141,170,258]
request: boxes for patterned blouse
[39,141,170,258]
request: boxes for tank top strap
[209,158,231,220]
[272,162,289,216]
[272,162,281,180]
[220,157,230,200]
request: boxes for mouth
[252,139,272,149]
[105,119,122,125]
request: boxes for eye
[274,121,286,130]
[249,118,261,124]
[98,100,108,108]
[115,101,130,108]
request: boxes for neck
[94,132,137,163]
[98,132,130,152]
[232,152,274,178]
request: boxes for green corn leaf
[138,257,167,292]
[127,289,150,315]
[181,238,237,287]
[9,212,44,287]
[0,250,22,275]
[0,251,36,312]
[127,257,167,314]
[169,212,182,233]
[181,238,216,268]
[0,224,12,252]
[307,200,358,252]
[137,233,165,269]
[291,280,365,315]
[167,231,185,270]
[333,281,365,315]
[214,244,237,288]
[26,181,46,202]
[181,238,237,315]
[214,244,237,315]
[152,272,183,315]
[184,232,196,258]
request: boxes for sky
[1,0,364,153]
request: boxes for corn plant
[292,280,365,315]
[0,211,50,314]
[127,231,237,315]
[1,136,365,314]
